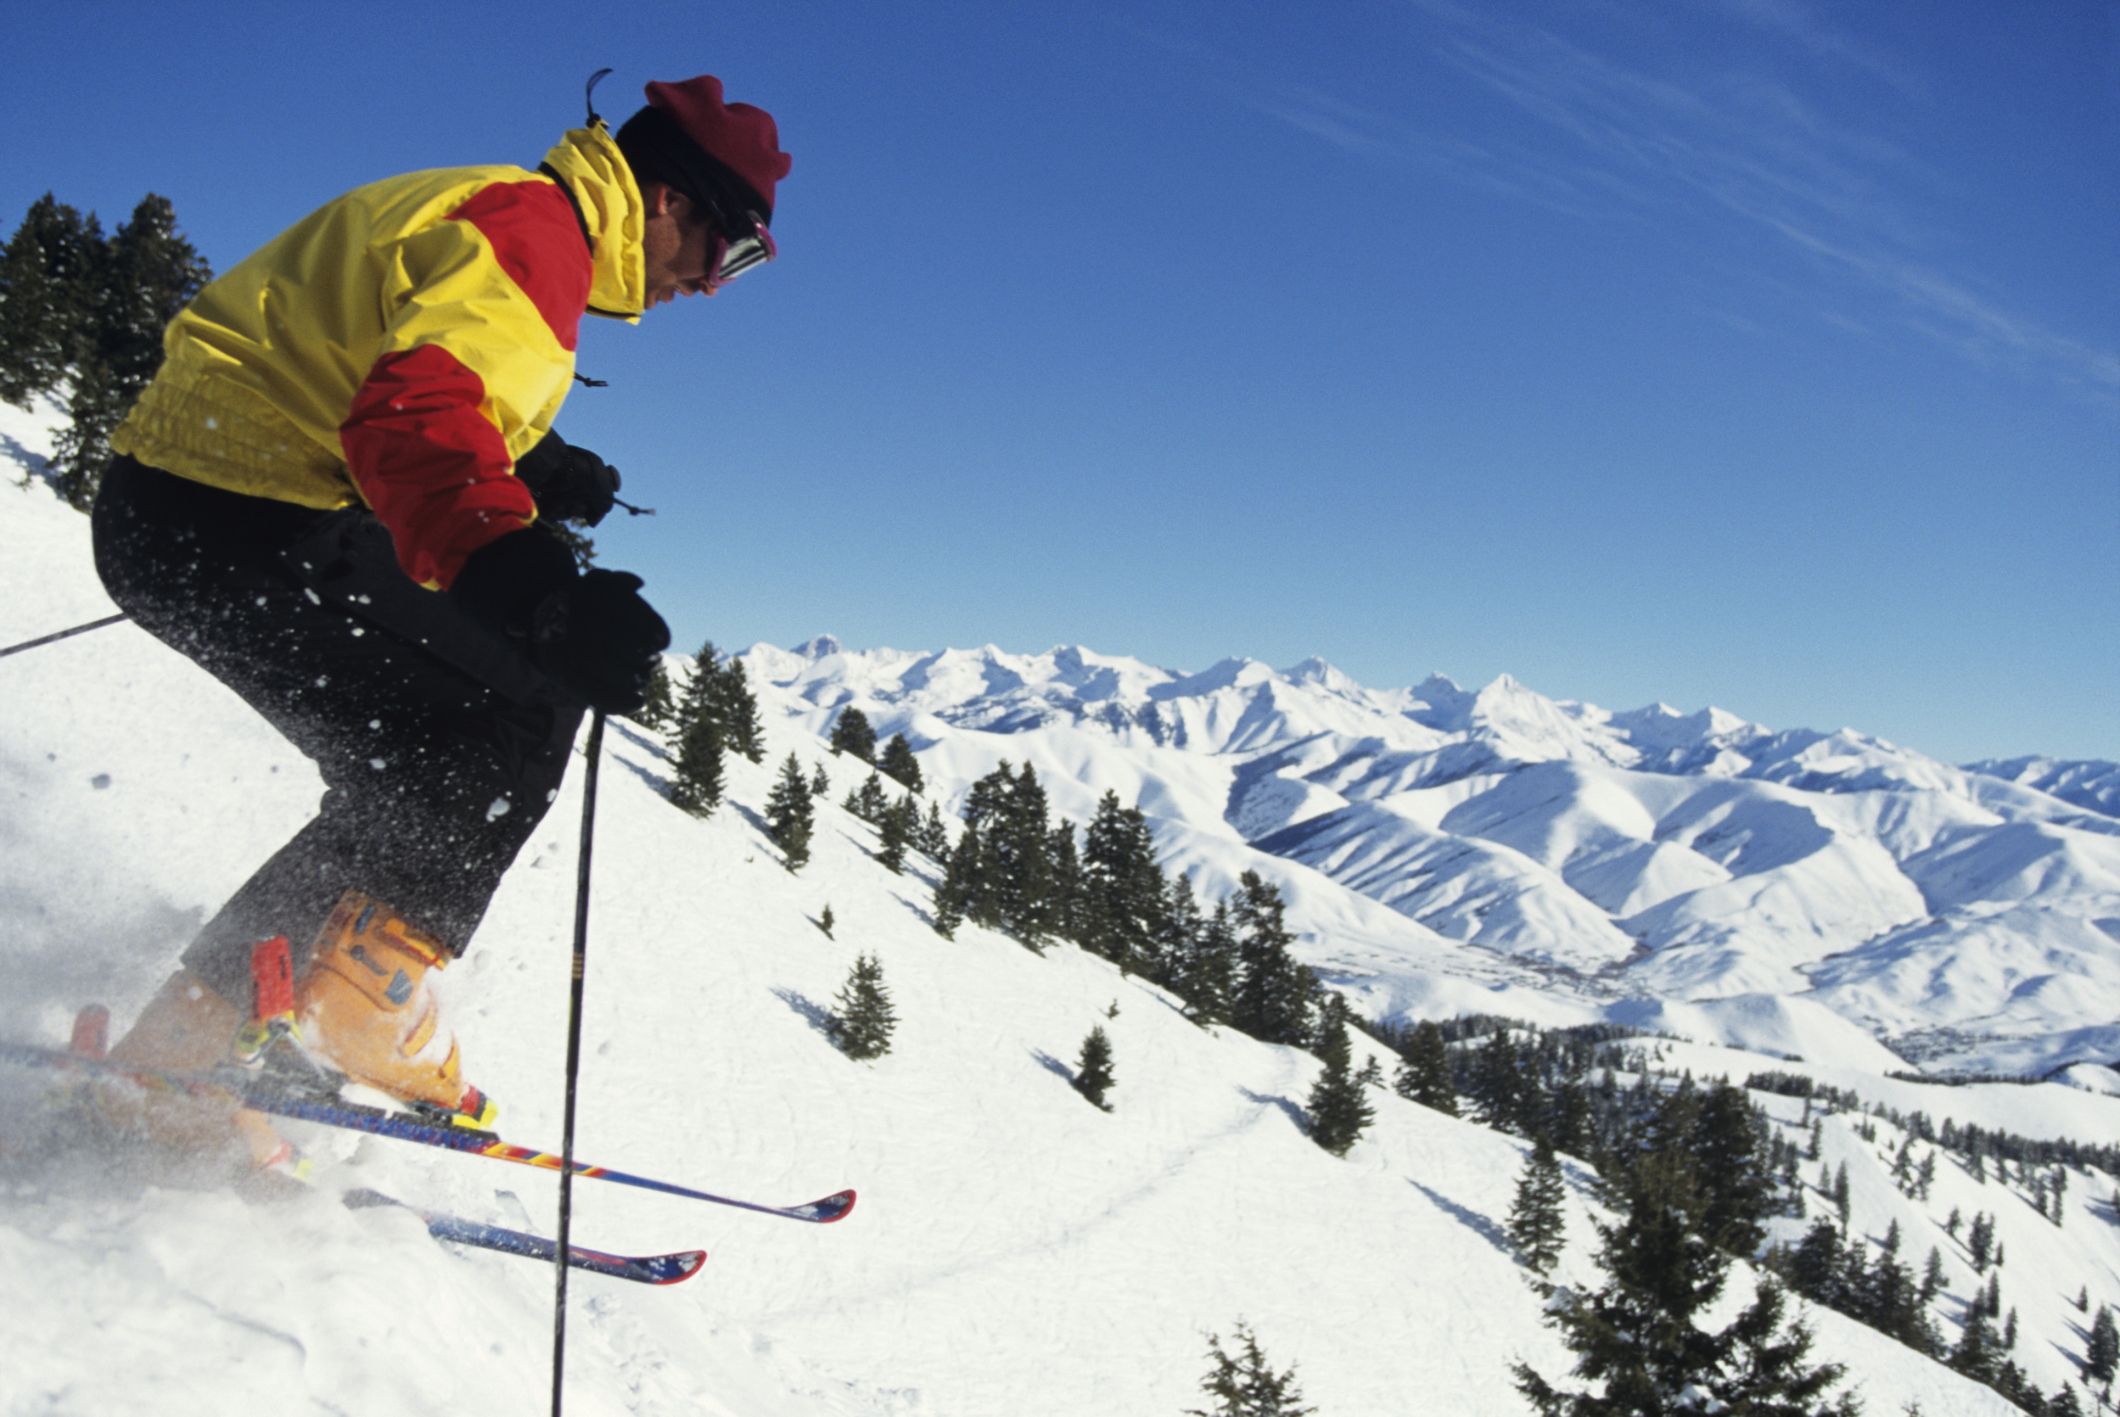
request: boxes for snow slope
[1,404,2107,1414]
[749,639,2120,1075]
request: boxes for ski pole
[552,707,606,1417]
[0,612,128,660]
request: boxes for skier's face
[639,188,720,309]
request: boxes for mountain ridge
[743,637,2120,1076]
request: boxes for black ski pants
[91,457,584,1002]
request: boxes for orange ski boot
[104,968,301,1175]
[293,891,496,1128]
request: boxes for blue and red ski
[0,1039,857,1225]
[342,1188,706,1285]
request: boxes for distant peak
[1163,656,1272,696]
[795,634,843,659]
[1283,655,1336,681]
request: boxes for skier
[87,72,791,1169]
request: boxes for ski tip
[649,1249,710,1285]
[800,1188,857,1224]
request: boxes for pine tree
[1507,1136,1568,1280]
[1716,1280,1861,1417]
[2,193,214,505]
[1304,994,1373,1158]
[1045,821,1084,942]
[713,656,765,763]
[667,642,727,816]
[1521,1149,1861,1416]
[1968,1210,1994,1271]
[810,762,830,798]
[669,644,729,818]
[932,826,978,939]
[677,642,721,730]
[878,732,923,791]
[52,194,211,507]
[2086,1303,2118,1387]
[854,771,888,823]
[1953,1307,2002,1382]
[1185,1322,1315,1417]
[1156,870,1205,994]
[828,705,876,761]
[1694,1081,1772,1257]
[1516,1151,1728,1413]
[964,762,1056,948]
[1544,1078,1593,1159]
[1470,1027,1528,1134]
[0,195,96,408]
[818,904,835,939]
[1920,1246,1946,1304]
[1080,790,1166,974]
[1392,1019,1458,1116]
[1182,899,1238,1029]
[1072,1024,1115,1110]
[765,752,815,871]
[829,952,896,1061]
[877,795,913,874]
[1229,871,1315,1046]
[919,801,950,859]
[1860,1237,1929,1352]
[1781,1218,1846,1310]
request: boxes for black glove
[527,569,672,713]
[451,530,669,712]
[451,527,578,637]
[514,430,620,527]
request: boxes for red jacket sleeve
[338,179,591,588]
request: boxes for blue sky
[6,1,2115,762]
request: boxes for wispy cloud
[1135,4,2116,404]
[1708,0,1928,96]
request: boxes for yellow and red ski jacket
[112,125,647,589]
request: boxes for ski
[343,1187,706,1285]
[0,1040,858,1225]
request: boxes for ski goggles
[702,198,776,293]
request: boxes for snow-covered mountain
[2,398,2115,1415]
[748,640,2120,1077]
[1969,755,2120,821]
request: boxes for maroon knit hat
[638,75,791,220]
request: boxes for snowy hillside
[2,403,2114,1416]
[749,640,2120,1077]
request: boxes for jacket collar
[540,125,645,321]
